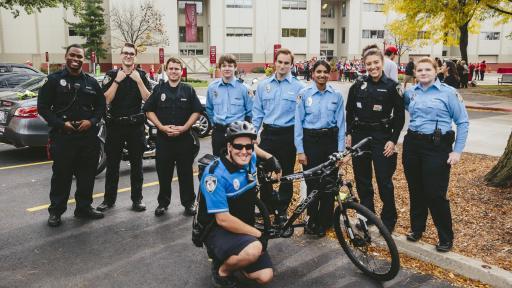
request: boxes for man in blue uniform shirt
[197,121,281,287]
[206,54,253,156]
[252,48,305,225]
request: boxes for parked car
[0,63,43,75]
[0,73,43,91]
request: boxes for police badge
[361,82,367,90]
[205,176,217,193]
[60,79,67,87]
[306,96,313,107]
[161,93,166,101]
[296,93,303,104]
[213,90,218,97]
[233,179,240,190]
[265,84,271,93]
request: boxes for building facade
[0,0,510,72]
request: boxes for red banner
[209,46,216,64]
[159,48,164,64]
[185,3,197,42]
[273,44,282,63]
[90,51,96,63]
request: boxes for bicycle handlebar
[261,137,372,184]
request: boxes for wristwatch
[114,79,121,85]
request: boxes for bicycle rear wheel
[333,201,400,281]
[254,198,272,236]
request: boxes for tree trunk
[485,131,512,188]
[459,22,469,63]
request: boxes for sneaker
[211,259,237,288]
[96,202,114,212]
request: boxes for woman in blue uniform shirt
[403,57,469,252]
[295,60,345,237]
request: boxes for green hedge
[251,67,265,73]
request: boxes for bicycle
[256,137,400,281]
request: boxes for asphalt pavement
[0,136,455,288]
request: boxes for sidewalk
[461,90,512,113]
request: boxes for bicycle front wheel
[333,201,400,281]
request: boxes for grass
[471,85,512,98]
[183,80,208,88]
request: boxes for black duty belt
[263,124,294,134]
[407,129,455,144]
[353,119,391,131]
[303,127,338,137]
[108,113,145,125]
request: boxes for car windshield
[14,76,47,92]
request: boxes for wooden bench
[498,74,512,85]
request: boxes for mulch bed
[287,147,511,286]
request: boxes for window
[363,2,384,12]
[179,26,204,42]
[180,49,204,56]
[481,32,500,40]
[362,29,385,39]
[320,50,334,61]
[342,1,346,17]
[68,28,78,36]
[226,0,252,8]
[282,28,307,38]
[321,5,335,18]
[226,27,252,37]
[178,0,204,15]
[417,31,430,39]
[320,29,335,43]
[230,53,253,63]
[341,27,346,44]
[282,0,307,10]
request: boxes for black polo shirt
[38,68,105,131]
[102,68,151,117]
[143,81,202,126]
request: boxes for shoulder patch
[396,83,404,98]
[102,75,111,85]
[455,91,464,103]
[205,176,217,192]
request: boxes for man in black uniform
[97,43,151,212]
[38,44,106,227]
[345,44,405,233]
[144,57,202,217]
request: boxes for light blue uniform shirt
[206,77,252,126]
[294,84,346,153]
[404,79,469,153]
[252,73,305,132]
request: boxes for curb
[465,104,512,113]
[392,234,512,288]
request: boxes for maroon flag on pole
[185,4,197,42]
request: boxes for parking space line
[0,161,53,171]
[26,172,199,212]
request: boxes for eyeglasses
[121,52,136,57]
[231,143,254,151]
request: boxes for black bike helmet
[225,121,257,142]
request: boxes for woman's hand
[383,141,395,157]
[447,152,461,165]
[345,134,352,148]
[297,153,308,166]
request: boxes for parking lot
[0,134,458,287]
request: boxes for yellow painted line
[26,172,199,212]
[0,161,53,171]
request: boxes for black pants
[352,130,398,232]
[155,132,196,208]
[211,125,227,157]
[258,126,296,215]
[48,132,100,216]
[104,123,145,205]
[303,133,337,229]
[480,71,485,81]
[402,134,453,243]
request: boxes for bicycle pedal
[280,226,294,238]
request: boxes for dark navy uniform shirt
[346,74,405,144]
[143,81,202,127]
[37,68,105,132]
[102,68,151,117]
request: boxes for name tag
[180,98,188,101]
[377,89,387,92]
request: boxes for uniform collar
[413,79,442,91]
[219,77,237,87]
[270,73,292,83]
[220,151,245,174]
[311,83,334,95]
[61,67,85,78]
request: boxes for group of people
[37,42,469,288]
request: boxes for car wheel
[96,140,106,176]
[194,112,211,138]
